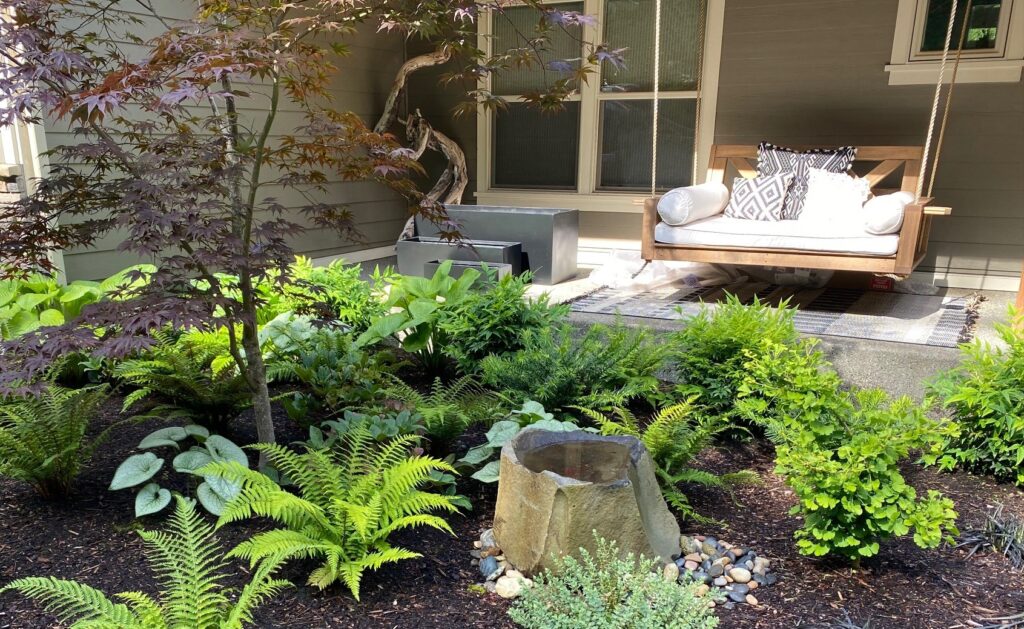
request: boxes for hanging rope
[691,0,707,185]
[928,0,973,197]
[650,0,663,197]
[918,0,959,199]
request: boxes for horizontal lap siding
[715,0,1024,281]
[55,3,407,280]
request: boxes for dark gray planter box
[424,260,513,284]
[416,205,579,285]
[397,236,522,277]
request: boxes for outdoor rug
[568,280,977,348]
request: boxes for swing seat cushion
[653,215,900,256]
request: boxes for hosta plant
[202,426,460,599]
[0,385,111,498]
[110,425,249,517]
[577,402,754,521]
[0,496,289,629]
[508,534,719,629]
[928,307,1024,485]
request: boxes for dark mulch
[1,394,1023,629]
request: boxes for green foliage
[0,265,152,340]
[0,496,289,628]
[0,385,110,498]
[382,375,501,449]
[356,260,479,375]
[202,426,460,599]
[577,402,751,521]
[928,307,1024,485]
[109,425,249,517]
[438,271,569,374]
[306,409,425,448]
[115,330,251,430]
[508,535,719,629]
[481,323,666,412]
[284,257,393,331]
[739,340,959,561]
[266,328,396,422]
[457,401,587,483]
[668,295,799,422]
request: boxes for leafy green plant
[739,340,959,561]
[280,257,393,330]
[382,375,501,450]
[356,260,479,375]
[481,323,666,412]
[668,295,799,422]
[115,330,251,430]
[928,307,1024,485]
[0,265,152,340]
[438,271,568,374]
[202,426,460,599]
[577,402,753,520]
[508,534,719,629]
[0,385,111,498]
[457,400,587,483]
[306,409,425,448]
[0,496,289,629]
[109,425,249,517]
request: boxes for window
[888,0,1023,84]
[478,0,724,211]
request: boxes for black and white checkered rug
[569,281,976,348]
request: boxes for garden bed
[1,395,1022,629]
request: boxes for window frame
[476,0,724,213]
[887,0,1024,84]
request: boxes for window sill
[885,59,1024,85]
[475,189,651,213]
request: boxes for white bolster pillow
[657,182,730,226]
[863,191,915,235]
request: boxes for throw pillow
[863,191,915,234]
[657,182,730,225]
[799,168,871,225]
[723,174,793,221]
[756,142,857,219]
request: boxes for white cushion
[657,182,729,226]
[863,191,914,235]
[654,215,900,256]
[799,168,871,225]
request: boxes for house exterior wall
[413,0,1023,290]
[35,4,409,281]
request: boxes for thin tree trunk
[242,324,275,451]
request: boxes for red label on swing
[870,277,895,291]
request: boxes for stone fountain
[492,429,681,576]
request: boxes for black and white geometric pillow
[756,142,857,219]
[724,174,794,221]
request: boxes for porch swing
[640,0,969,277]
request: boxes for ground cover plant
[0,384,110,498]
[928,307,1024,485]
[1,496,289,629]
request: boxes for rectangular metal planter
[396,236,522,278]
[415,205,579,285]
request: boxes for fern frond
[0,577,142,628]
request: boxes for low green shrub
[508,534,719,629]
[668,295,799,422]
[438,271,568,374]
[306,409,425,447]
[109,424,250,517]
[202,426,460,599]
[1,496,289,628]
[285,256,393,330]
[928,307,1024,485]
[382,375,502,450]
[481,323,665,412]
[739,340,959,561]
[0,385,111,498]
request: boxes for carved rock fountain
[492,429,681,576]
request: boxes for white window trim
[475,0,725,213]
[886,0,1024,85]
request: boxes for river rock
[663,562,680,582]
[746,594,759,606]
[729,567,752,584]
[683,560,700,571]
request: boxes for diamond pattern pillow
[724,174,794,221]
[756,142,857,219]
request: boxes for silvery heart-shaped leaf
[485,420,521,448]
[196,482,229,516]
[471,460,501,484]
[138,427,188,450]
[458,445,492,466]
[203,475,242,502]
[110,453,164,490]
[172,450,213,475]
[205,435,248,466]
[183,424,210,440]
[134,483,171,517]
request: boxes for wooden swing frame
[640,144,952,276]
